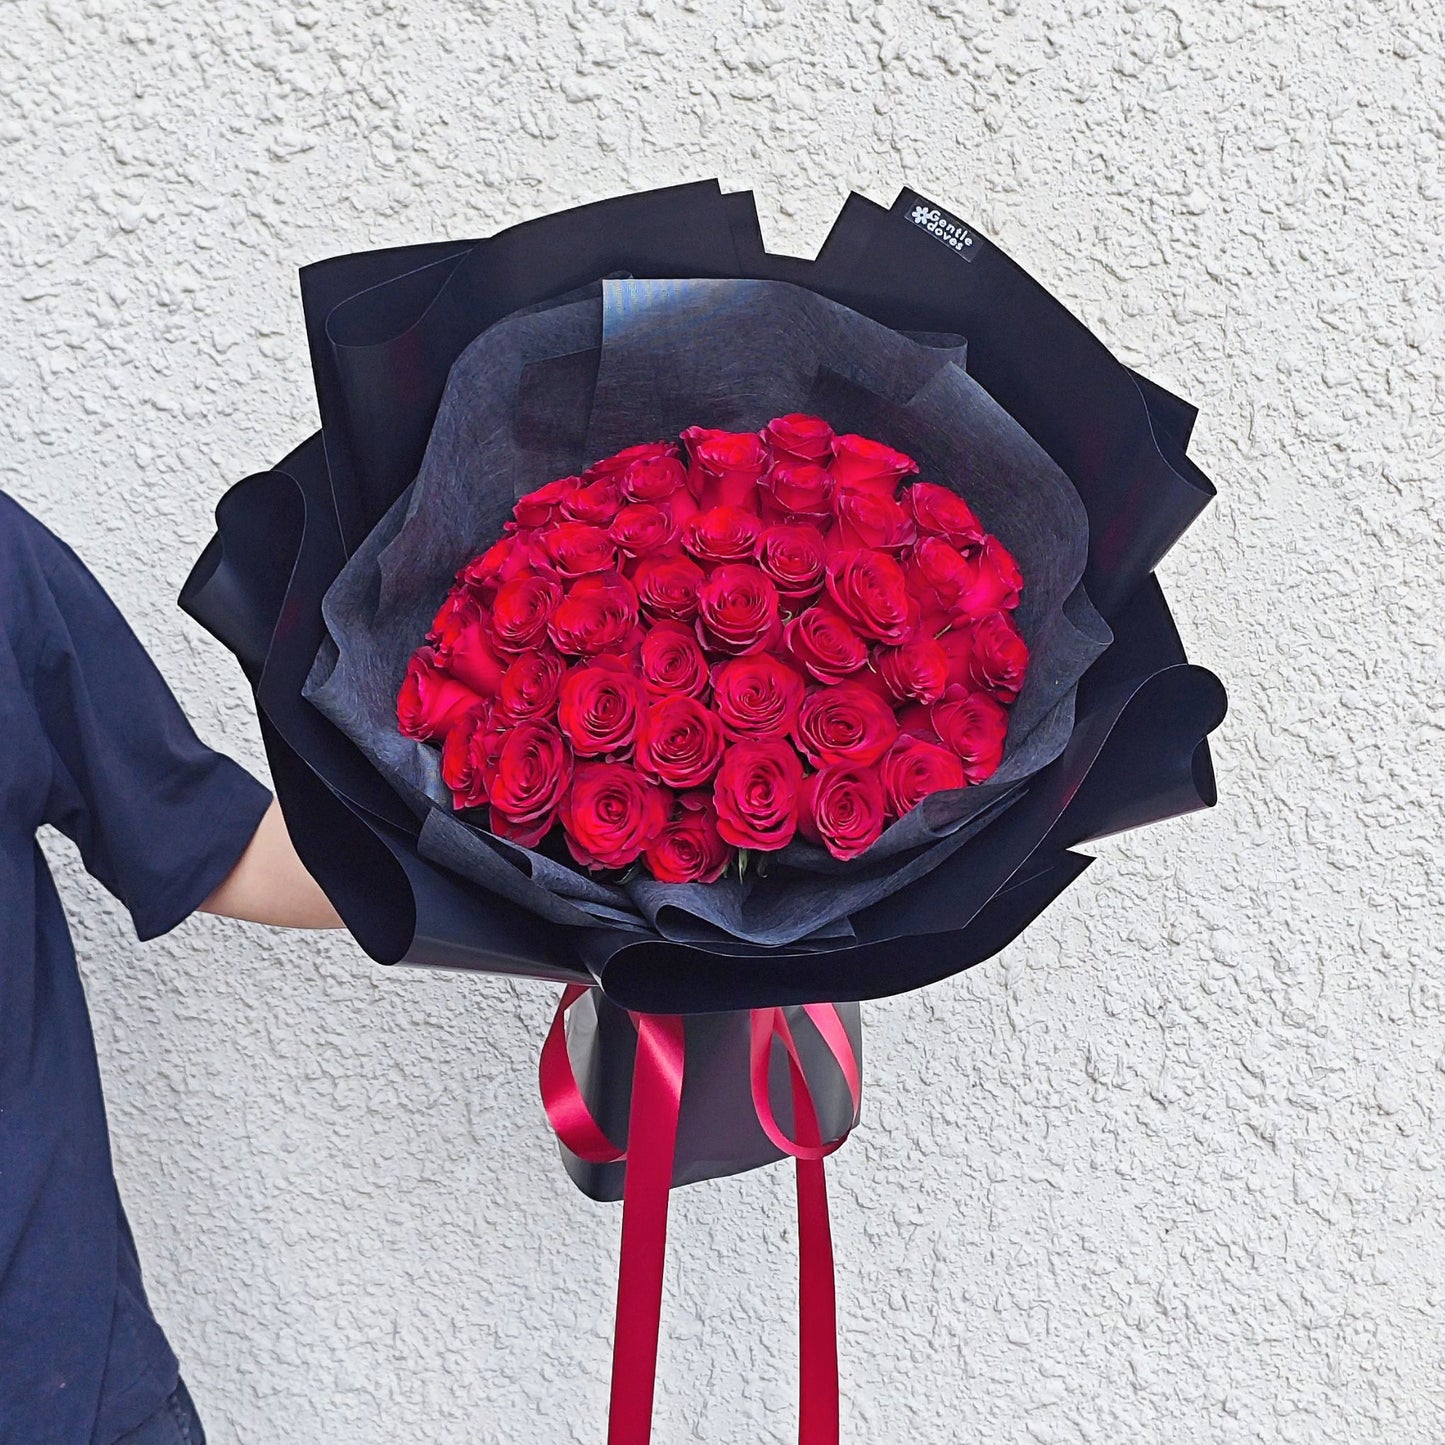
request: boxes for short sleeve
[14,500,273,940]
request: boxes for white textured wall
[3,1,1442,1440]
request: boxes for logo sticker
[907,204,978,261]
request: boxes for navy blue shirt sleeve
[17,502,272,939]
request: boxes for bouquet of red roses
[397,419,1029,881]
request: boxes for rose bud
[711,738,805,851]
[930,687,1009,783]
[782,605,869,684]
[644,793,733,884]
[792,681,899,767]
[903,481,986,550]
[712,654,806,739]
[829,434,919,498]
[758,460,833,527]
[397,647,487,741]
[825,549,918,644]
[875,635,950,706]
[440,703,501,809]
[560,761,670,870]
[489,575,562,655]
[430,592,505,697]
[880,737,966,818]
[541,521,618,579]
[487,719,573,847]
[498,649,566,722]
[609,503,679,561]
[547,572,640,656]
[560,476,623,526]
[799,763,887,862]
[633,554,707,623]
[755,524,827,604]
[829,489,916,554]
[557,661,647,759]
[685,428,769,511]
[638,621,710,700]
[619,452,688,504]
[696,564,782,656]
[941,611,1029,702]
[953,534,1024,615]
[583,440,680,484]
[513,476,582,528]
[635,694,727,788]
[763,412,835,465]
[683,505,762,567]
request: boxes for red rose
[906,537,970,632]
[763,412,835,465]
[560,476,622,526]
[547,572,640,656]
[711,739,804,851]
[875,636,950,705]
[561,761,670,869]
[758,460,833,527]
[458,530,547,597]
[644,793,733,884]
[557,661,646,758]
[696,564,781,656]
[686,428,769,511]
[799,763,886,861]
[488,719,573,847]
[635,694,726,788]
[830,434,918,497]
[619,452,688,504]
[609,503,679,561]
[904,481,985,549]
[711,654,806,739]
[683,506,762,566]
[880,737,966,817]
[930,687,1009,783]
[398,647,486,741]
[955,534,1024,615]
[638,621,710,700]
[825,549,917,644]
[430,593,506,697]
[498,649,566,721]
[941,611,1029,702]
[782,605,869,684]
[489,575,562,655]
[541,521,618,579]
[582,441,679,484]
[440,703,501,809]
[633,554,707,622]
[830,490,916,554]
[792,682,899,767]
[513,476,581,528]
[755,524,827,604]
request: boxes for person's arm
[200,798,343,929]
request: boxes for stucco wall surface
[2,1,1442,1441]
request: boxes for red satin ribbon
[539,989,857,1444]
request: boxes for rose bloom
[711,738,804,851]
[547,572,640,656]
[711,654,806,739]
[875,635,950,706]
[638,620,710,699]
[497,649,566,722]
[633,554,707,622]
[561,476,623,526]
[880,737,966,818]
[954,534,1024,615]
[397,647,485,741]
[583,440,679,484]
[904,481,985,550]
[799,763,887,862]
[825,549,917,644]
[609,503,678,561]
[644,793,733,884]
[619,452,688,504]
[513,476,581,528]
[695,564,781,656]
[686,428,769,511]
[458,529,548,598]
[635,693,726,788]
[941,610,1029,702]
[755,524,827,604]
[830,490,916,554]
[782,605,869,684]
[561,761,670,869]
[930,687,1009,783]
[557,661,646,758]
[488,719,573,847]
[683,505,762,566]
[792,682,899,767]
[830,434,918,498]
[430,591,505,697]
[763,412,835,465]
[758,460,833,527]
[541,521,618,579]
[440,703,500,809]
[489,575,562,654]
